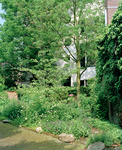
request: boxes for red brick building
[105,0,121,25]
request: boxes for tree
[0,0,40,88]
[32,0,104,98]
[96,2,122,123]
[0,0,104,96]
[0,0,70,88]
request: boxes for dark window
[80,57,85,67]
[80,80,84,86]
[63,76,71,86]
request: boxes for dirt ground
[0,121,86,150]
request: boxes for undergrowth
[0,84,122,148]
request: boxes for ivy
[96,2,122,121]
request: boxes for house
[105,0,121,25]
[57,46,96,87]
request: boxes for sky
[0,3,5,25]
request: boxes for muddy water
[0,121,86,150]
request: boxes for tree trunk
[76,59,81,99]
[108,100,119,124]
[108,100,112,123]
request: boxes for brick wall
[105,0,121,24]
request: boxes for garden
[0,77,122,149]
[0,0,122,149]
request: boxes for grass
[0,115,8,121]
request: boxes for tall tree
[33,0,104,97]
[0,0,104,95]
[0,0,69,88]
[0,0,40,87]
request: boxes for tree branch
[61,46,75,62]
[64,45,77,62]
[12,68,38,80]
[80,67,87,78]
[50,24,77,62]
[7,62,38,80]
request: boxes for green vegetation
[0,82,122,148]
[86,132,114,147]
[0,0,122,149]
[0,0,104,98]
[0,75,5,92]
[96,2,122,123]
[86,118,122,144]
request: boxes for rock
[36,127,43,133]
[104,147,121,150]
[3,120,10,123]
[58,133,75,143]
[104,148,114,150]
[114,147,121,150]
[87,142,105,150]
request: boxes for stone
[104,147,121,150]
[36,127,43,133]
[58,133,75,143]
[6,91,18,100]
[87,142,105,150]
[114,147,121,150]
[104,148,114,150]
[3,120,10,123]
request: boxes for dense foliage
[96,3,122,122]
[0,0,39,88]
[0,0,104,97]
[1,84,122,148]
[0,0,68,89]
[0,0,122,149]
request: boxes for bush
[0,92,10,112]
[86,117,122,144]
[86,132,114,147]
[0,75,5,92]
[12,107,40,126]
[70,120,91,139]
[78,94,97,118]
[44,86,69,101]
[2,100,25,120]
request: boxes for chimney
[105,0,121,25]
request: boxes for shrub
[86,117,122,144]
[44,86,69,101]
[0,75,5,92]
[78,94,95,118]
[86,132,114,147]
[70,120,91,139]
[78,78,100,118]
[0,92,9,111]
[2,100,25,120]
[12,107,40,126]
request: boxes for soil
[0,121,86,150]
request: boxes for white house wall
[80,67,96,80]
[71,67,96,86]
[56,42,96,86]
